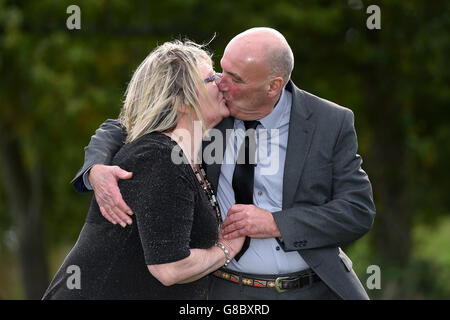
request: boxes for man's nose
[217,76,226,91]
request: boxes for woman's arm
[148,235,242,286]
[118,143,244,286]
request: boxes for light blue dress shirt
[217,88,309,275]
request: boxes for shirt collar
[258,87,291,130]
[234,87,292,130]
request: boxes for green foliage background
[1,0,449,299]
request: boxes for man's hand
[89,164,134,227]
[221,204,282,240]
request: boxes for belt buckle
[274,276,289,293]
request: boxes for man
[72,28,375,299]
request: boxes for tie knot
[243,120,260,130]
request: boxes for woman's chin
[220,103,231,118]
[205,116,222,130]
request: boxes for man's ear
[267,77,284,98]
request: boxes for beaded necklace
[168,131,223,228]
[194,164,223,227]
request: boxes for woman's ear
[174,96,188,115]
[178,103,197,121]
[178,103,189,115]
[267,77,284,98]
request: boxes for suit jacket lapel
[204,81,315,202]
[283,82,316,209]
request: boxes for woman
[43,40,245,299]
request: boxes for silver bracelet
[215,243,231,267]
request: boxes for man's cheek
[231,87,241,99]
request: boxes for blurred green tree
[0,0,449,299]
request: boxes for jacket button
[294,240,308,248]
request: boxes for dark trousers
[208,275,342,300]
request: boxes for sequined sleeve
[118,142,196,265]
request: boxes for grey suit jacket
[72,81,376,300]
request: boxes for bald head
[219,28,294,120]
[227,27,294,84]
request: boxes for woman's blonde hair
[119,40,213,143]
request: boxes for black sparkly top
[43,132,219,300]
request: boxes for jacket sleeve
[71,119,126,193]
[272,110,376,251]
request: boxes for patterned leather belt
[213,268,321,293]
